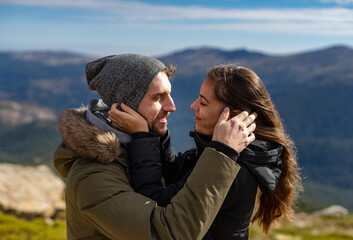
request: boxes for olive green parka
[53,107,240,240]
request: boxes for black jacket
[128,131,283,240]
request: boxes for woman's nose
[190,99,198,111]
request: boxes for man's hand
[109,103,149,134]
[212,108,257,153]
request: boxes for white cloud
[1,0,352,21]
[319,0,353,5]
[1,0,353,36]
[119,20,353,36]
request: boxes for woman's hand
[213,107,257,153]
[109,103,149,134]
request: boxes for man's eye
[154,95,162,101]
[200,102,206,106]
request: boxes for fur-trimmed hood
[58,107,123,164]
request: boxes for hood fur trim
[58,107,121,163]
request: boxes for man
[54,54,256,240]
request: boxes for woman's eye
[200,102,206,106]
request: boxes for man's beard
[149,115,169,136]
[150,122,167,137]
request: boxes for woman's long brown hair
[207,64,302,234]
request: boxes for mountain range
[1,45,352,211]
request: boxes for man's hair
[163,64,176,79]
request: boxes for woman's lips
[194,115,201,121]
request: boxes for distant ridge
[1,50,96,66]
[157,45,353,86]
[160,47,267,61]
[158,47,269,78]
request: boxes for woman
[109,64,302,239]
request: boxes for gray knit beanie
[86,54,166,111]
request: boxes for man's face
[137,71,176,136]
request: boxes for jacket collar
[189,131,212,157]
[86,99,132,144]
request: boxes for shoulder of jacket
[66,157,132,201]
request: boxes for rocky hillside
[0,100,57,126]
[0,101,61,165]
[0,163,65,221]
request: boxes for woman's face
[190,78,225,135]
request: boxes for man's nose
[163,96,176,112]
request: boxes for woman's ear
[229,109,241,119]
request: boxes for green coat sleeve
[151,147,240,239]
[69,147,240,240]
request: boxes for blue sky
[1,0,352,57]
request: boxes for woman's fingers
[121,103,138,116]
[109,103,123,117]
[233,110,249,122]
[109,103,130,125]
[234,111,257,128]
[216,107,230,126]
[244,112,257,127]
[247,132,256,143]
[111,103,119,109]
[246,122,256,137]
[109,102,149,133]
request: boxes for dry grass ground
[1,211,352,240]
[249,213,353,240]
